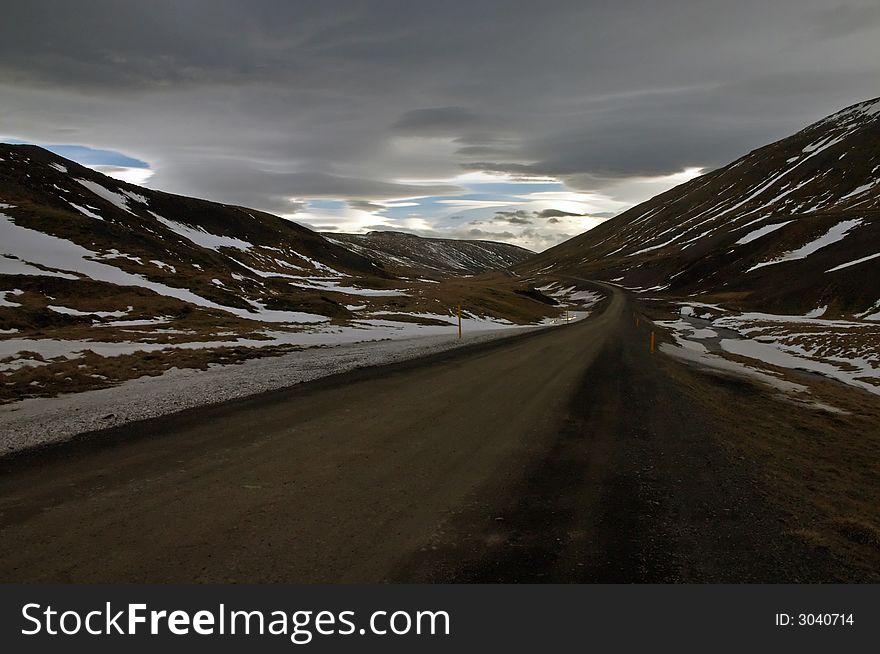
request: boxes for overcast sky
[2,1,878,251]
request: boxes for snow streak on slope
[517,96,880,318]
[67,202,104,220]
[150,211,254,251]
[0,212,328,323]
[75,178,144,215]
[747,219,863,271]
[826,252,880,272]
[735,220,792,245]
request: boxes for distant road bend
[0,283,844,582]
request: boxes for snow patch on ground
[285,277,409,296]
[0,308,542,371]
[714,312,869,330]
[0,254,80,279]
[101,317,172,327]
[150,260,177,273]
[0,289,24,308]
[719,339,878,395]
[656,319,717,340]
[661,341,806,393]
[536,283,603,309]
[96,249,143,265]
[47,305,131,318]
[710,312,880,395]
[660,342,847,413]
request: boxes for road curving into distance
[0,284,849,582]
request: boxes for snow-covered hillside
[0,145,566,403]
[521,97,880,319]
[325,231,533,275]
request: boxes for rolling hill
[0,145,563,402]
[325,231,533,276]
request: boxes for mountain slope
[0,144,544,325]
[0,144,395,322]
[520,97,880,318]
[325,230,534,276]
[0,145,567,402]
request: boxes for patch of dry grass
[657,343,880,581]
[832,518,880,550]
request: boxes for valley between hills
[1,98,879,582]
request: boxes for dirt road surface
[0,285,870,582]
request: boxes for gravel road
[0,285,858,583]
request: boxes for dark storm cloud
[454,145,510,156]
[494,210,534,225]
[391,107,482,134]
[494,208,593,225]
[467,228,517,240]
[346,200,386,213]
[1,0,877,223]
[538,209,581,219]
[145,158,460,213]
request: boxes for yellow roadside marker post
[458,304,462,339]
[650,331,655,353]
